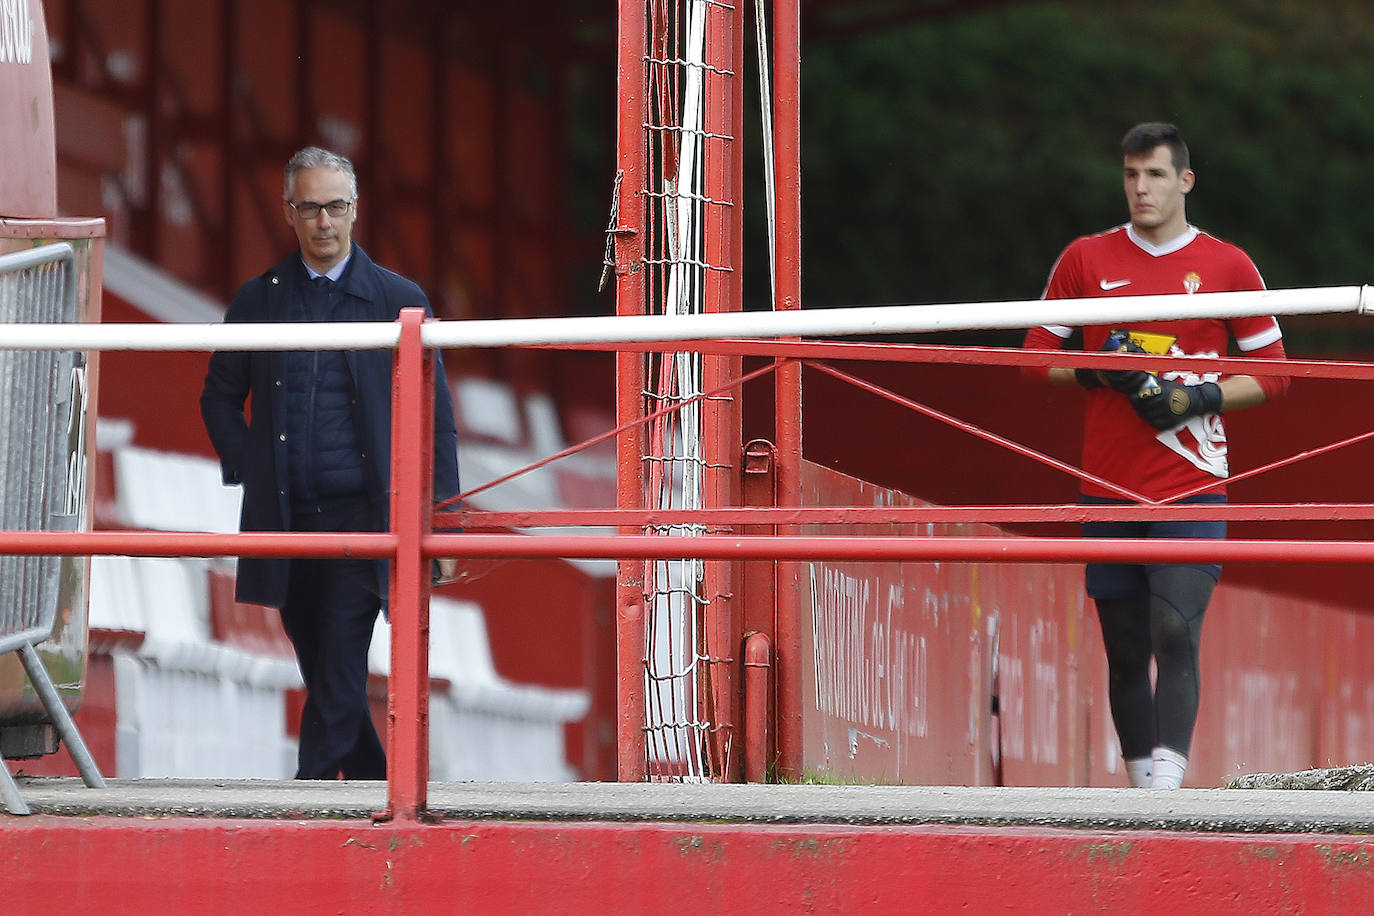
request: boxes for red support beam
[612,0,650,782]
[140,0,164,263]
[699,0,746,782]
[443,502,1374,528]
[293,0,313,145]
[363,0,384,257]
[218,0,237,295]
[420,533,1374,565]
[538,338,1368,382]
[454,360,781,506]
[429,4,450,312]
[0,530,396,558]
[2,529,1372,566]
[384,307,436,821]
[772,0,804,783]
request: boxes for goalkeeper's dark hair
[1122,122,1190,174]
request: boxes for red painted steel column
[141,0,164,262]
[772,0,804,781]
[613,0,649,782]
[217,0,237,297]
[385,308,435,820]
[700,0,746,781]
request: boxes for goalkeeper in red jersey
[1022,122,1289,788]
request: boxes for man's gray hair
[283,146,358,200]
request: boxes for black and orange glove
[1131,379,1223,429]
[1075,337,1154,394]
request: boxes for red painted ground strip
[2,817,1371,913]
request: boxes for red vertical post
[613,0,649,782]
[771,0,804,781]
[385,308,435,820]
[699,0,745,781]
[140,0,164,262]
[217,0,237,298]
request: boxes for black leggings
[1094,565,1216,759]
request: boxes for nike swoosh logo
[1100,279,1132,291]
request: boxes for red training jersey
[1024,223,1287,500]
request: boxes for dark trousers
[280,501,386,780]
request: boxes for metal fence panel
[0,244,83,655]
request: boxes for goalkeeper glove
[1131,378,1223,429]
[1074,337,1155,394]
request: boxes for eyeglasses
[287,198,354,219]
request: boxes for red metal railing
[6,307,1374,807]
[385,309,436,820]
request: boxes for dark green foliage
[788,1,1374,350]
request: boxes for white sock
[1125,757,1152,788]
[1150,747,1188,789]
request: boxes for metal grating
[0,245,83,655]
[638,0,738,781]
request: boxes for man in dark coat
[201,146,461,780]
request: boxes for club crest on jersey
[1183,271,1202,294]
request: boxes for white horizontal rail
[0,285,1369,351]
[0,322,401,351]
[427,286,1374,348]
[0,241,74,273]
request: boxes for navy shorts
[1081,493,1226,600]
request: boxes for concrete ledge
[13,777,1374,834]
